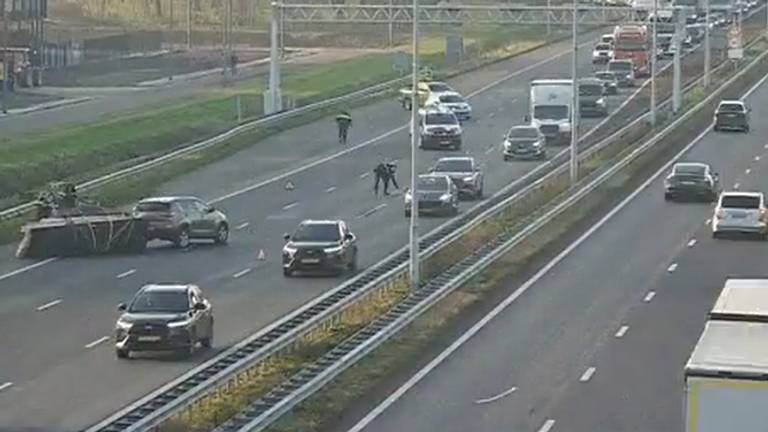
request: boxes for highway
[0,28,667,430]
[341,54,768,432]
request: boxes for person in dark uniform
[335,111,352,145]
[373,160,390,196]
[385,159,399,191]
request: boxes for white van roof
[685,320,768,379]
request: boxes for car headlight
[626,74,632,80]
[116,319,133,330]
[596,98,605,106]
[559,123,571,133]
[404,193,412,203]
[440,193,452,202]
[324,245,344,254]
[283,246,297,257]
[168,319,192,329]
[532,140,542,148]
[463,176,475,182]
[503,140,512,150]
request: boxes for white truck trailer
[528,79,573,146]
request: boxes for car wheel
[712,231,721,239]
[175,227,190,248]
[713,125,720,132]
[476,186,484,199]
[283,267,293,277]
[664,193,672,201]
[214,223,229,245]
[744,125,750,133]
[404,99,412,111]
[116,348,130,359]
[405,210,411,218]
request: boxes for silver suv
[133,196,229,248]
[712,191,767,239]
[415,106,463,150]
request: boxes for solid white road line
[116,269,137,279]
[644,291,656,303]
[579,367,596,382]
[85,336,110,349]
[474,386,517,404]
[360,172,371,179]
[235,222,250,230]
[282,202,299,210]
[345,76,729,432]
[667,263,678,273]
[687,239,697,248]
[326,186,337,193]
[615,325,629,338]
[0,382,13,392]
[0,257,59,283]
[537,419,556,432]
[36,299,62,312]
[358,203,388,219]
[233,268,253,279]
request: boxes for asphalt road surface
[0,30,676,430]
[342,58,768,432]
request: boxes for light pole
[187,0,192,49]
[704,0,711,87]
[650,0,657,125]
[409,0,420,291]
[268,1,282,113]
[547,0,551,35]
[570,0,579,185]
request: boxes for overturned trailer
[16,212,148,259]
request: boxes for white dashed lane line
[233,268,253,279]
[116,269,137,279]
[537,419,556,432]
[746,168,752,174]
[756,156,761,161]
[643,291,656,303]
[667,263,678,273]
[615,325,629,338]
[706,218,712,225]
[360,172,371,179]
[36,299,62,312]
[0,382,13,392]
[485,146,495,155]
[282,202,299,211]
[687,239,697,248]
[357,203,388,219]
[579,367,596,382]
[326,186,337,193]
[235,222,250,230]
[734,183,741,189]
[474,386,517,404]
[85,336,110,349]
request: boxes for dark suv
[133,196,229,248]
[282,220,358,276]
[714,100,750,132]
[114,284,214,359]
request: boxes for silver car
[503,125,546,160]
[712,191,768,239]
[429,156,484,199]
[404,174,460,217]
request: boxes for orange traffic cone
[257,249,266,261]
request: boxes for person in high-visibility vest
[335,111,352,145]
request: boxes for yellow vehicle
[398,80,455,111]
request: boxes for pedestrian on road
[373,160,391,196]
[385,159,399,191]
[335,111,352,145]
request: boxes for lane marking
[0,382,13,392]
[734,183,740,189]
[644,291,656,303]
[764,144,768,149]
[359,172,371,179]
[706,218,712,225]
[537,419,556,432]
[233,268,253,279]
[344,85,728,432]
[667,263,678,272]
[687,239,697,248]
[85,336,110,349]
[326,186,337,193]
[116,269,137,279]
[282,202,299,211]
[746,168,752,174]
[235,222,250,230]
[756,156,761,161]
[0,257,59,283]
[485,145,495,155]
[357,203,388,219]
[36,299,62,312]
[579,367,596,382]
[615,325,629,338]
[474,386,517,404]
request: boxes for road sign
[728,48,744,59]
[728,25,742,49]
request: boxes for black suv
[282,220,358,276]
[664,162,720,202]
[114,284,214,359]
[714,100,750,132]
[133,196,229,248]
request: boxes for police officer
[385,159,399,191]
[373,159,390,196]
[335,111,352,145]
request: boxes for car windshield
[440,94,464,103]
[136,202,171,212]
[718,103,744,112]
[507,127,540,138]
[534,105,568,120]
[721,195,761,209]
[129,291,189,313]
[608,62,632,72]
[426,113,458,125]
[428,83,452,92]
[418,176,449,191]
[292,223,340,242]
[615,41,646,51]
[673,164,707,177]
[595,43,611,51]
[601,36,613,43]
[434,159,472,172]
[580,84,603,96]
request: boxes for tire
[116,349,130,359]
[744,125,750,133]
[450,204,459,216]
[713,125,720,132]
[476,186,484,199]
[405,210,411,218]
[664,193,672,201]
[175,227,190,249]
[712,231,721,239]
[214,223,229,245]
[404,99,412,111]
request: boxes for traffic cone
[285,180,295,191]
[257,249,266,261]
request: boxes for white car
[712,191,768,239]
[592,42,614,64]
[412,105,463,150]
[425,91,472,120]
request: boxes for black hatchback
[714,100,750,132]
[664,162,720,202]
[282,220,358,276]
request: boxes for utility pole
[170,0,174,30]
[409,0,420,291]
[279,2,285,59]
[673,11,682,113]
[223,0,232,81]
[650,0,657,125]
[570,0,579,185]
[1,9,7,114]
[388,0,394,47]
[704,0,711,87]
[187,0,192,49]
[268,1,282,113]
[547,0,551,35]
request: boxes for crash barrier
[210,37,768,432]
[0,28,599,226]
[83,23,761,432]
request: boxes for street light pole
[268,1,282,113]
[547,0,551,35]
[409,0,420,291]
[187,0,192,49]
[704,0,711,87]
[570,0,579,185]
[650,0,657,125]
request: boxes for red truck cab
[612,25,650,77]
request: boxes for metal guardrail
[214,37,768,432]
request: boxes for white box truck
[709,278,768,322]
[684,320,768,432]
[528,79,573,146]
